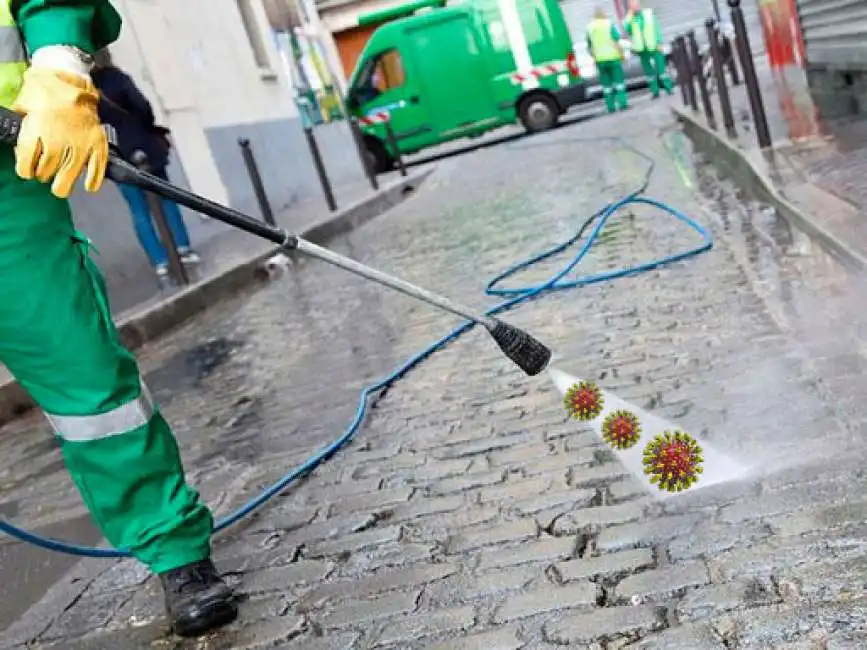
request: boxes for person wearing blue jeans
[91,49,200,279]
[116,168,199,276]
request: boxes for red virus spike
[642,430,704,493]
[564,381,604,421]
[601,409,641,450]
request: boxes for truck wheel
[518,94,559,133]
[364,137,394,175]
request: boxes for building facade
[66,0,366,311]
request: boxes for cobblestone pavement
[4,99,867,649]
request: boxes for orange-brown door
[335,24,380,79]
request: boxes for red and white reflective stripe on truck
[509,59,575,84]
[359,112,391,125]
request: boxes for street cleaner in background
[587,6,629,113]
[1,0,236,637]
[623,0,674,99]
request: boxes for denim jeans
[116,166,191,268]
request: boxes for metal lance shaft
[0,108,552,377]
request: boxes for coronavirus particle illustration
[601,409,641,449]
[564,381,604,421]
[642,430,704,492]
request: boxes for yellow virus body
[642,430,704,492]
[564,381,604,421]
[601,409,641,449]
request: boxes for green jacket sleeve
[610,24,621,41]
[12,0,122,55]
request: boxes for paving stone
[597,514,702,552]
[489,442,555,467]
[552,501,648,534]
[427,566,539,605]
[300,563,458,607]
[478,475,555,505]
[544,605,663,644]
[720,481,852,523]
[676,580,776,622]
[431,433,536,460]
[478,534,576,570]
[668,521,772,561]
[286,631,359,649]
[569,464,631,488]
[374,605,476,646]
[423,626,523,650]
[627,622,725,649]
[390,494,466,521]
[513,487,597,517]
[447,519,537,554]
[609,478,647,502]
[428,470,505,496]
[239,561,334,595]
[306,525,402,558]
[494,582,598,622]
[316,590,421,630]
[614,561,709,603]
[554,548,656,583]
[329,488,414,515]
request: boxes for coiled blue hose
[0,135,713,557]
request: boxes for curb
[672,105,867,271]
[0,167,433,427]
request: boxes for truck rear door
[405,13,497,137]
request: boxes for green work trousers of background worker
[597,61,628,113]
[638,50,673,98]
[0,145,214,573]
[625,8,674,98]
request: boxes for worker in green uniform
[624,0,674,98]
[586,7,628,113]
[2,0,236,638]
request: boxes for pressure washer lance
[0,108,551,376]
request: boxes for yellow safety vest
[627,8,660,52]
[587,18,619,63]
[0,1,27,108]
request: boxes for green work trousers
[637,50,674,98]
[597,60,628,113]
[0,148,213,573]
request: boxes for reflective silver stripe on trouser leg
[0,26,26,63]
[44,382,156,441]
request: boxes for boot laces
[172,564,215,593]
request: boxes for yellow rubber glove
[11,66,109,199]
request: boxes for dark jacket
[91,65,170,170]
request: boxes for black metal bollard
[688,30,716,128]
[303,127,337,212]
[677,36,698,112]
[238,138,276,226]
[383,120,407,177]
[729,0,771,148]
[131,151,189,286]
[671,39,688,105]
[707,18,737,136]
[348,118,379,191]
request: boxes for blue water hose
[0,135,713,557]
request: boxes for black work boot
[159,559,238,637]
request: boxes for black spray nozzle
[486,319,552,376]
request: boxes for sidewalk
[674,61,867,270]
[0,167,432,424]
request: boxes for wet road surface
[3,99,867,648]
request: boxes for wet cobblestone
[3,100,867,648]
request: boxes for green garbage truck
[344,0,585,173]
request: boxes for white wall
[108,0,300,204]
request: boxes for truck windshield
[352,48,406,104]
